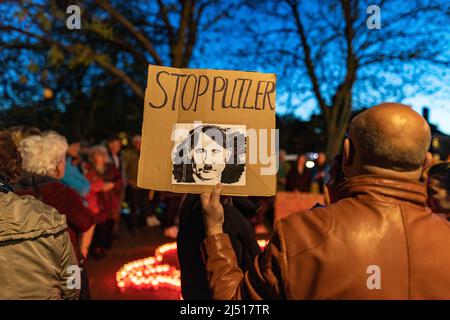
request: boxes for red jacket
[85,163,122,224]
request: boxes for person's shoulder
[428,212,450,230]
[4,192,64,219]
[51,181,84,203]
[275,206,334,258]
[123,148,137,157]
[0,192,67,241]
[41,180,76,198]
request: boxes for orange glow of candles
[116,240,267,292]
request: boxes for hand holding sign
[200,183,224,237]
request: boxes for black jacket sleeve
[177,194,261,300]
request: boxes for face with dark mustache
[191,132,230,183]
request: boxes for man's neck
[348,164,422,181]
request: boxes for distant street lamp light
[43,87,53,99]
[118,131,129,146]
[432,137,440,149]
[306,160,315,169]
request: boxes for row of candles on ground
[116,242,180,291]
[116,240,268,292]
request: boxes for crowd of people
[0,103,449,300]
[277,150,329,193]
[0,127,187,299]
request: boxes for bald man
[200,103,450,299]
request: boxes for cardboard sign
[138,65,277,196]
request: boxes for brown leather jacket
[202,175,450,299]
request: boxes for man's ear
[342,138,353,167]
[55,159,65,179]
[421,152,432,174]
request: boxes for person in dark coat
[286,154,312,192]
[426,162,450,220]
[106,134,125,236]
[85,146,122,258]
[177,194,261,299]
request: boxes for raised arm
[201,184,288,300]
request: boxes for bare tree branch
[287,0,330,120]
[156,0,175,46]
[95,0,163,65]
[0,24,145,98]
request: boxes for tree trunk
[325,88,353,159]
[171,0,194,68]
[325,121,348,159]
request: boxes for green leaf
[19,75,28,84]
[67,44,94,68]
[47,45,64,66]
[88,18,113,40]
[41,69,48,81]
[28,63,39,73]
[15,10,28,22]
[37,12,52,32]
[95,54,110,65]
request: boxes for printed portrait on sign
[172,124,246,186]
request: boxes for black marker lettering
[264,81,276,110]
[170,73,187,111]
[236,78,248,109]
[222,79,241,109]
[211,76,225,111]
[148,71,169,109]
[242,79,254,109]
[194,75,209,112]
[181,74,197,111]
[254,80,265,110]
